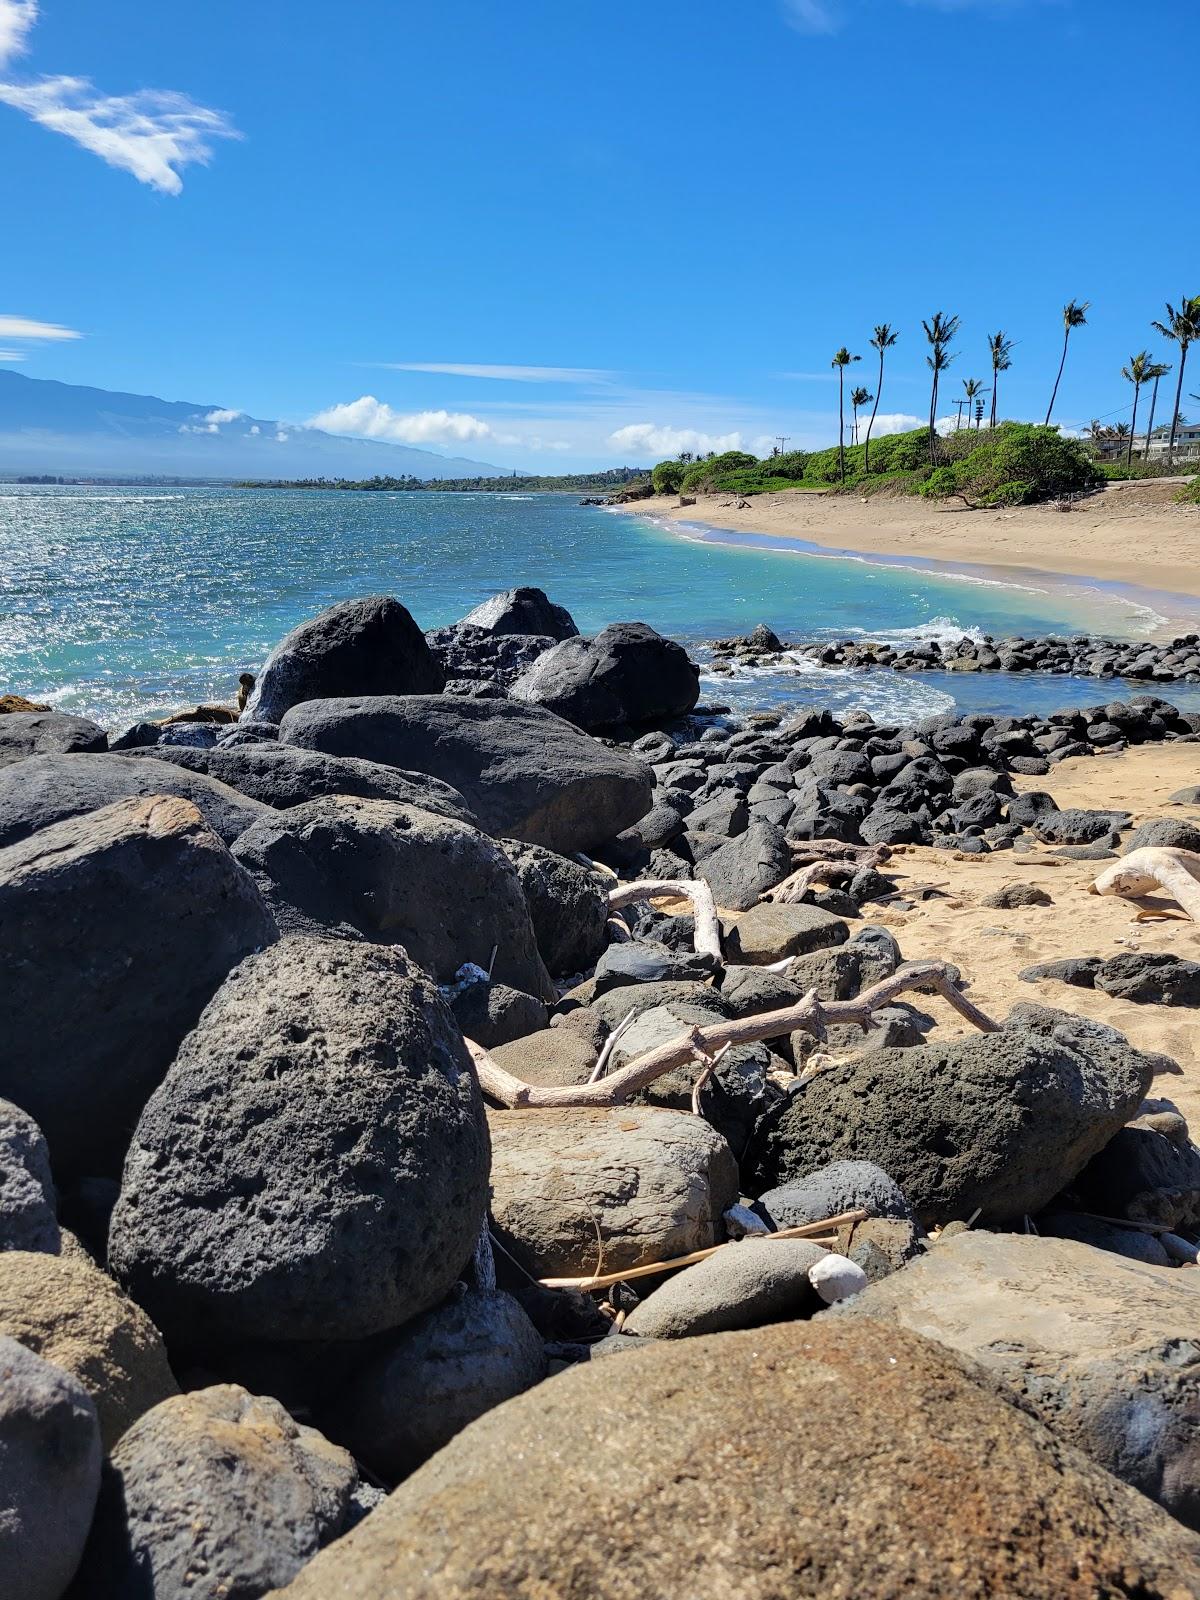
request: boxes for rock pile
[1,586,1198,1598]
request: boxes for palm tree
[864,323,898,474]
[1120,350,1152,466]
[1045,299,1089,426]
[831,346,861,481]
[850,385,872,445]
[1141,361,1172,460]
[1150,297,1200,464]
[987,331,1014,428]
[922,312,960,464]
[1113,421,1131,440]
[961,377,986,429]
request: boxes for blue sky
[1,0,1195,470]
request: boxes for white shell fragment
[808,1253,869,1305]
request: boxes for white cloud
[608,423,747,459]
[867,412,924,434]
[0,4,239,194]
[310,395,493,446]
[0,348,25,361]
[0,0,35,68]
[377,362,613,384]
[0,313,80,340]
[203,408,243,424]
[782,0,841,32]
[248,424,260,436]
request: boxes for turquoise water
[2,484,1198,730]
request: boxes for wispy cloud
[0,313,80,341]
[375,362,615,385]
[782,0,1059,33]
[310,396,494,446]
[0,2,239,193]
[0,349,25,361]
[782,0,840,33]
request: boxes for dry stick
[689,1041,732,1116]
[763,860,849,905]
[788,840,892,864]
[467,960,1000,1111]
[587,1008,638,1084]
[608,877,722,964]
[537,1210,867,1292]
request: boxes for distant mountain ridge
[0,370,505,480]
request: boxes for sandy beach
[864,742,1200,1129]
[619,480,1200,611]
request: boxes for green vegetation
[1175,476,1200,505]
[235,467,650,494]
[918,423,1100,506]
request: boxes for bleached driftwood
[608,877,722,964]
[1089,846,1200,923]
[536,1209,867,1291]
[467,960,998,1110]
[788,840,893,864]
[763,860,850,905]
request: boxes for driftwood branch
[788,841,892,865]
[608,877,723,964]
[763,860,848,904]
[467,960,999,1110]
[537,1209,868,1292]
[1090,846,1200,923]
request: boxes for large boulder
[510,622,700,731]
[488,1106,739,1279]
[0,796,276,1175]
[745,1007,1153,1225]
[623,1237,828,1338]
[425,626,560,691]
[0,751,270,848]
[230,797,553,999]
[279,695,652,853]
[108,938,490,1349]
[0,1250,177,1449]
[75,1385,359,1599]
[0,1096,59,1253]
[333,1286,547,1480]
[269,1319,1200,1600]
[720,902,848,965]
[498,839,609,976]
[0,708,107,767]
[832,1231,1200,1528]
[120,742,476,826]
[695,821,791,912]
[0,1336,100,1600]
[242,596,444,723]
[459,586,578,639]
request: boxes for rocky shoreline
[709,623,1200,683]
[2,587,1200,1598]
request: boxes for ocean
[2,483,1198,730]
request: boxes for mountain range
[0,370,504,480]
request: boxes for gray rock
[279,694,653,853]
[267,1318,1200,1600]
[592,940,717,994]
[1095,951,1200,1006]
[1167,785,1200,806]
[489,1028,597,1087]
[755,1161,915,1225]
[108,938,490,1348]
[0,1336,100,1600]
[1040,1211,1172,1266]
[0,795,276,1176]
[76,1384,358,1599]
[0,1098,59,1253]
[498,840,608,976]
[721,902,849,965]
[746,1008,1153,1225]
[1124,817,1200,854]
[588,980,732,1032]
[230,797,552,998]
[334,1286,547,1479]
[0,709,107,768]
[156,721,220,748]
[0,750,271,849]
[1072,1123,1200,1232]
[122,742,476,825]
[1033,807,1130,845]
[458,586,578,640]
[243,596,444,724]
[1018,955,1103,987]
[831,1231,1200,1528]
[718,965,808,1017]
[695,820,791,912]
[981,882,1053,908]
[0,1249,178,1450]
[487,1106,739,1279]
[510,622,699,731]
[449,983,548,1048]
[623,1237,827,1338]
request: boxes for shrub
[651,459,685,495]
[1176,477,1200,505]
[679,451,759,492]
[920,423,1100,507]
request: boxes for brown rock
[268,1319,1200,1600]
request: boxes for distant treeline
[237,467,650,494]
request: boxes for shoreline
[612,485,1200,640]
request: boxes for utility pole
[952,398,969,430]
[774,435,790,457]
